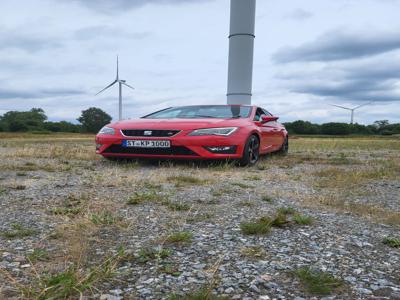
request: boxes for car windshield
[143,105,252,119]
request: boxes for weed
[271,213,289,227]
[166,201,191,211]
[167,175,206,187]
[294,267,343,295]
[51,207,81,216]
[240,217,272,235]
[0,187,7,196]
[159,263,181,276]
[27,249,49,263]
[293,214,314,225]
[1,223,36,238]
[187,213,213,223]
[90,210,121,226]
[23,250,125,299]
[261,195,273,202]
[277,207,296,215]
[231,182,253,189]
[137,247,172,263]
[383,237,400,248]
[127,191,164,205]
[166,231,193,244]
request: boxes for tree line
[0,108,111,133]
[0,108,399,135]
[283,120,400,136]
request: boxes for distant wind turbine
[329,102,373,124]
[96,56,134,121]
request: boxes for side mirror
[261,115,279,123]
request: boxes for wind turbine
[329,102,373,124]
[96,56,134,121]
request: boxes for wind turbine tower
[330,102,373,124]
[96,56,135,121]
[227,0,256,105]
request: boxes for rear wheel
[239,135,260,166]
[277,136,289,155]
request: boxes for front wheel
[239,135,260,166]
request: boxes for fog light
[205,146,237,154]
[96,144,103,151]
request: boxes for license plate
[122,140,171,148]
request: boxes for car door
[262,108,284,150]
[254,107,274,153]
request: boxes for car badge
[144,130,152,136]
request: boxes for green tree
[0,108,47,132]
[77,107,112,133]
[321,122,350,135]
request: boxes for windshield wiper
[231,115,241,118]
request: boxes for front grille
[103,145,199,156]
[121,129,181,137]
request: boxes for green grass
[27,249,50,263]
[270,213,290,227]
[383,237,400,248]
[137,247,172,263]
[240,217,272,235]
[277,207,296,215]
[1,223,36,238]
[293,214,314,225]
[166,231,193,244]
[23,250,125,299]
[127,191,164,205]
[159,263,181,277]
[294,267,343,295]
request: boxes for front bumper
[95,131,245,159]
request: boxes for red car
[95,105,288,166]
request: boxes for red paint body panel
[95,105,288,160]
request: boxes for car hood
[110,118,246,131]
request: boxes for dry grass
[301,193,400,226]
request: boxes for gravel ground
[0,137,399,300]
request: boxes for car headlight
[188,127,238,136]
[98,126,115,135]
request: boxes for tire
[239,135,260,166]
[277,136,289,155]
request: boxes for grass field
[0,133,399,299]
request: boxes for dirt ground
[0,134,399,299]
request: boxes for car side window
[262,108,272,116]
[254,108,264,121]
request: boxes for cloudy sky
[0,0,399,124]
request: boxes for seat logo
[144,130,152,136]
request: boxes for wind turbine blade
[95,80,117,95]
[121,82,135,90]
[329,104,352,110]
[353,101,373,110]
